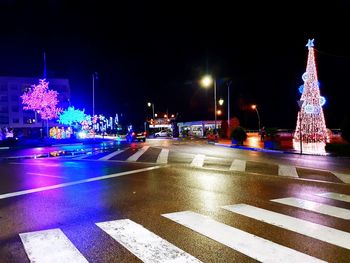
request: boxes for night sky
[1,1,349,130]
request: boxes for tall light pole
[147,102,155,119]
[92,72,98,117]
[201,75,217,133]
[251,104,260,131]
[227,80,232,126]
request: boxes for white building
[0,76,70,129]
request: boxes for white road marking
[190,154,205,168]
[19,228,88,263]
[10,162,60,167]
[229,159,246,171]
[126,146,150,162]
[316,192,350,203]
[27,172,64,179]
[222,203,350,250]
[278,165,298,177]
[99,148,127,161]
[333,172,350,184]
[0,147,9,150]
[156,148,169,164]
[271,197,350,219]
[162,211,325,263]
[96,219,201,263]
[0,166,162,199]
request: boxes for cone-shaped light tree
[294,39,328,146]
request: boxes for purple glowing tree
[21,79,62,135]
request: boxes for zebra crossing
[18,192,350,262]
[74,146,350,184]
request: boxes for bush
[231,127,247,145]
[325,143,350,156]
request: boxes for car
[154,130,171,137]
[126,131,146,142]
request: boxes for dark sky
[1,1,350,129]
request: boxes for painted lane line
[0,147,9,150]
[27,172,65,179]
[333,172,350,184]
[271,197,350,220]
[229,159,246,172]
[0,165,162,200]
[99,148,127,161]
[222,203,350,250]
[316,192,350,203]
[127,146,150,162]
[96,219,201,263]
[19,228,88,263]
[156,148,169,164]
[162,211,325,263]
[190,154,205,168]
[10,162,60,167]
[278,165,298,178]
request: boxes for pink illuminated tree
[21,79,62,120]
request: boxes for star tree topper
[306,39,315,49]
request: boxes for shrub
[231,127,247,145]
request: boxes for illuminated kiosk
[293,39,329,155]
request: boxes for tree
[294,39,328,149]
[21,79,62,135]
[58,106,86,126]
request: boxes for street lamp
[226,80,232,126]
[201,75,217,133]
[92,72,98,117]
[251,104,260,131]
[218,98,224,106]
[147,102,155,119]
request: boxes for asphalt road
[0,138,350,262]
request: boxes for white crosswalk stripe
[190,154,205,168]
[229,159,246,171]
[222,203,350,250]
[99,149,127,160]
[96,219,202,263]
[156,148,169,164]
[316,192,350,203]
[126,146,150,161]
[162,211,325,263]
[278,165,299,177]
[333,172,350,184]
[19,228,88,263]
[271,197,350,219]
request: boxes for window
[0,106,8,113]
[11,95,18,102]
[0,84,7,91]
[11,106,19,112]
[0,116,9,124]
[10,84,18,91]
[21,84,32,93]
[12,118,19,123]
[0,95,8,102]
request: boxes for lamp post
[297,100,304,155]
[92,72,98,117]
[147,102,155,119]
[201,75,217,133]
[251,104,260,131]
[227,80,232,126]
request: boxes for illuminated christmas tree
[58,106,86,126]
[294,39,328,153]
[21,79,62,120]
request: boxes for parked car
[126,131,146,142]
[154,130,171,137]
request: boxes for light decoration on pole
[293,39,328,154]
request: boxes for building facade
[0,76,70,129]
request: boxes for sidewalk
[214,133,295,154]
